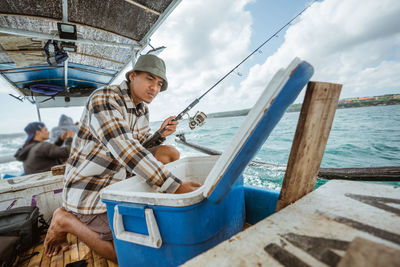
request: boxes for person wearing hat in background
[14,122,74,175]
[50,114,78,143]
[44,54,201,262]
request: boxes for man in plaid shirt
[44,55,201,262]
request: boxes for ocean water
[1,105,399,190]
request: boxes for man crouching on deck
[44,54,201,262]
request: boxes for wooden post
[276,81,342,211]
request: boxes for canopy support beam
[64,60,68,91]
[36,105,42,122]
[62,0,68,23]
[0,27,139,49]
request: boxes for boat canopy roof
[0,0,180,108]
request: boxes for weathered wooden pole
[276,81,342,211]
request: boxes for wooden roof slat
[0,0,62,20]
[0,49,125,65]
[71,52,125,65]
[0,35,46,66]
[0,26,136,49]
[0,0,176,43]
[124,0,161,15]
[68,54,123,71]
[0,14,140,44]
[68,0,158,41]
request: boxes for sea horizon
[2,102,399,136]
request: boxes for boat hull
[0,172,63,220]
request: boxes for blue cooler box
[102,155,244,267]
[100,58,314,266]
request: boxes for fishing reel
[187,111,207,130]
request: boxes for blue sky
[0,0,399,134]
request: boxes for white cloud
[240,0,400,103]
[149,0,255,121]
[148,0,400,123]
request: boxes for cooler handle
[113,205,162,248]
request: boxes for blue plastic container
[102,178,244,267]
[101,58,314,266]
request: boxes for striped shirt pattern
[63,81,181,214]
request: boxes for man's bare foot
[44,208,71,257]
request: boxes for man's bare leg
[44,208,117,262]
[154,145,180,164]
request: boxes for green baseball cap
[125,54,168,92]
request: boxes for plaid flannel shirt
[63,81,181,214]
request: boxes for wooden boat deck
[13,234,118,267]
[182,181,400,266]
[13,223,253,267]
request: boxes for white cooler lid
[202,58,314,203]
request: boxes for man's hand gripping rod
[142,99,199,148]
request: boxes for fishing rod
[143,1,316,148]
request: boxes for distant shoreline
[1,94,399,135]
[207,93,400,118]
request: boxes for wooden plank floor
[13,234,118,267]
[12,224,253,266]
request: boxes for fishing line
[143,0,318,148]
[197,0,318,101]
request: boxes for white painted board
[183,180,400,267]
[0,172,64,220]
